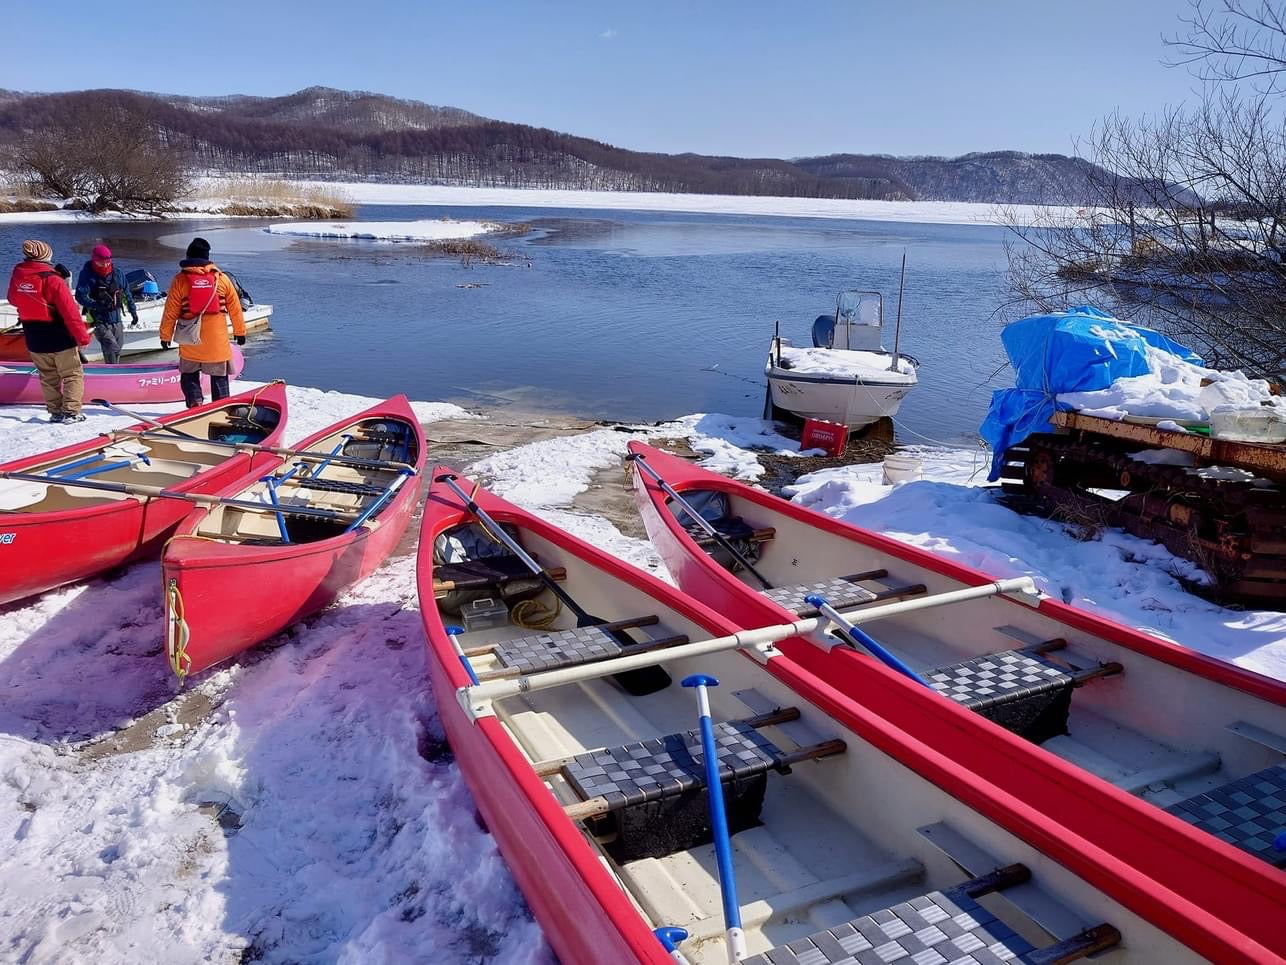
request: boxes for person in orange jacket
[7,239,93,423]
[159,237,246,407]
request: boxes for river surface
[0,204,1017,443]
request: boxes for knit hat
[22,239,52,262]
[185,237,211,260]
[91,244,112,260]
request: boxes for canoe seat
[926,646,1122,744]
[1165,762,1286,868]
[434,555,556,598]
[686,517,777,548]
[558,716,844,861]
[496,625,631,674]
[286,476,386,497]
[482,618,685,679]
[760,570,926,618]
[743,863,1120,965]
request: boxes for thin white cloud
[599,28,619,40]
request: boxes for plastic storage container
[883,453,924,484]
[801,418,849,456]
[461,597,510,631]
[1208,407,1286,444]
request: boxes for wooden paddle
[436,473,672,696]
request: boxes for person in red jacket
[7,239,93,422]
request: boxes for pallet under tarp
[1000,412,1286,606]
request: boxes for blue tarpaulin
[980,306,1203,480]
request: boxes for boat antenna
[891,251,907,371]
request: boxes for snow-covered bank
[201,177,1081,227]
[265,219,500,243]
[1,388,1282,963]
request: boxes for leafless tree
[1003,3,1286,377]
[6,102,189,214]
[1168,0,1286,89]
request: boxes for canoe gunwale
[624,441,1286,961]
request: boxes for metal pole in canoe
[459,577,1038,710]
[890,251,906,372]
[625,453,774,591]
[0,469,361,522]
[682,674,747,963]
[90,397,201,439]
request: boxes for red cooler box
[800,418,848,456]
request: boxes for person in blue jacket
[75,244,139,364]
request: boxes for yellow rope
[166,578,191,684]
[510,592,562,630]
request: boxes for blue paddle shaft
[805,594,931,687]
[445,625,480,685]
[681,673,744,953]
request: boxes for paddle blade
[582,616,673,696]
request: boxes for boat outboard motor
[811,314,836,348]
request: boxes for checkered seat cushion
[562,720,784,812]
[1166,763,1286,868]
[926,650,1080,744]
[761,578,878,617]
[743,885,1036,965]
[492,626,625,674]
[561,721,787,862]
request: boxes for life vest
[10,271,57,322]
[182,272,224,319]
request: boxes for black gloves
[160,341,171,350]
[235,335,246,346]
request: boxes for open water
[0,204,1017,443]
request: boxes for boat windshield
[837,290,882,327]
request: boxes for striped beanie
[22,239,53,262]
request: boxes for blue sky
[7,0,1205,158]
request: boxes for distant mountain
[0,87,1109,204]
[161,86,488,134]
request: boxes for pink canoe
[0,344,245,406]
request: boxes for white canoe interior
[0,403,281,514]
[658,487,1286,865]
[437,521,1198,965]
[190,417,418,545]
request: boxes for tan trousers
[28,348,84,416]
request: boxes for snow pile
[785,448,1286,682]
[775,345,918,382]
[1060,344,1284,424]
[265,220,499,243]
[2,378,1283,963]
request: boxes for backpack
[10,270,61,323]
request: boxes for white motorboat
[765,289,918,429]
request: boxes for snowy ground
[0,179,1084,228]
[264,219,501,243]
[1,390,1282,963]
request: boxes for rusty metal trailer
[999,411,1286,606]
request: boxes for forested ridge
[0,86,1104,203]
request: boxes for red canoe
[0,329,27,362]
[0,383,288,605]
[162,395,425,680]
[418,469,1284,964]
[627,442,1286,869]
[0,344,245,406]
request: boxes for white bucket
[882,453,923,485]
